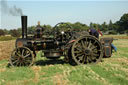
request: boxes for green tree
[101,22,108,32]
[126,30,128,36]
[10,29,21,37]
[17,28,22,35]
[108,20,113,30]
[28,26,36,34]
[113,21,120,33]
[3,29,9,35]
[89,22,93,28]
[0,29,5,36]
[42,24,52,30]
[42,24,52,34]
[119,13,128,33]
[72,22,88,31]
[91,23,99,30]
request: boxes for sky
[0,0,128,29]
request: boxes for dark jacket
[89,28,99,38]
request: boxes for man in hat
[35,21,45,38]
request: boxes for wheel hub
[19,56,24,61]
[84,49,91,55]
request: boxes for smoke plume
[1,0,23,16]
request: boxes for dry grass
[0,40,15,60]
[53,73,68,85]
[31,66,41,83]
[0,68,6,72]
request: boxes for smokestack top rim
[21,15,27,17]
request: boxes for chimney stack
[21,16,27,38]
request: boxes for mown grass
[0,35,128,85]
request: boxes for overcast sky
[0,0,128,29]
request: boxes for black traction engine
[10,16,113,67]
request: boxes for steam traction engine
[10,16,113,66]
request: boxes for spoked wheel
[10,47,34,67]
[71,35,103,65]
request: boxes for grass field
[0,35,128,85]
[0,36,16,41]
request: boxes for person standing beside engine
[88,27,117,52]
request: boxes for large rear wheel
[71,35,103,65]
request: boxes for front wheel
[10,47,34,67]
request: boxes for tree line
[0,13,128,37]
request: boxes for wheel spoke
[21,62,25,66]
[74,51,83,54]
[22,49,25,56]
[91,55,97,60]
[75,53,84,58]
[78,56,82,61]
[90,45,97,50]
[23,61,29,66]
[16,52,21,57]
[24,53,31,58]
[92,49,99,53]
[25,57,32,60]
[25,59,32,63]
[16,61,20,66]
[75,47,82,52]
[85,56,89,63]
[92,53,99,57]
[88,55,92,62]
[19,62,22,66]
[84,39,88,48]
[81,40,86,49]
[88,40,92,48]
[82,55,86,64]
[78,43,83,48]
[12,60,18,64]
[11,56,18,60]
[93,40,97,45]
[17,48,21,55]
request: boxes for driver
[35,21,45,38]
